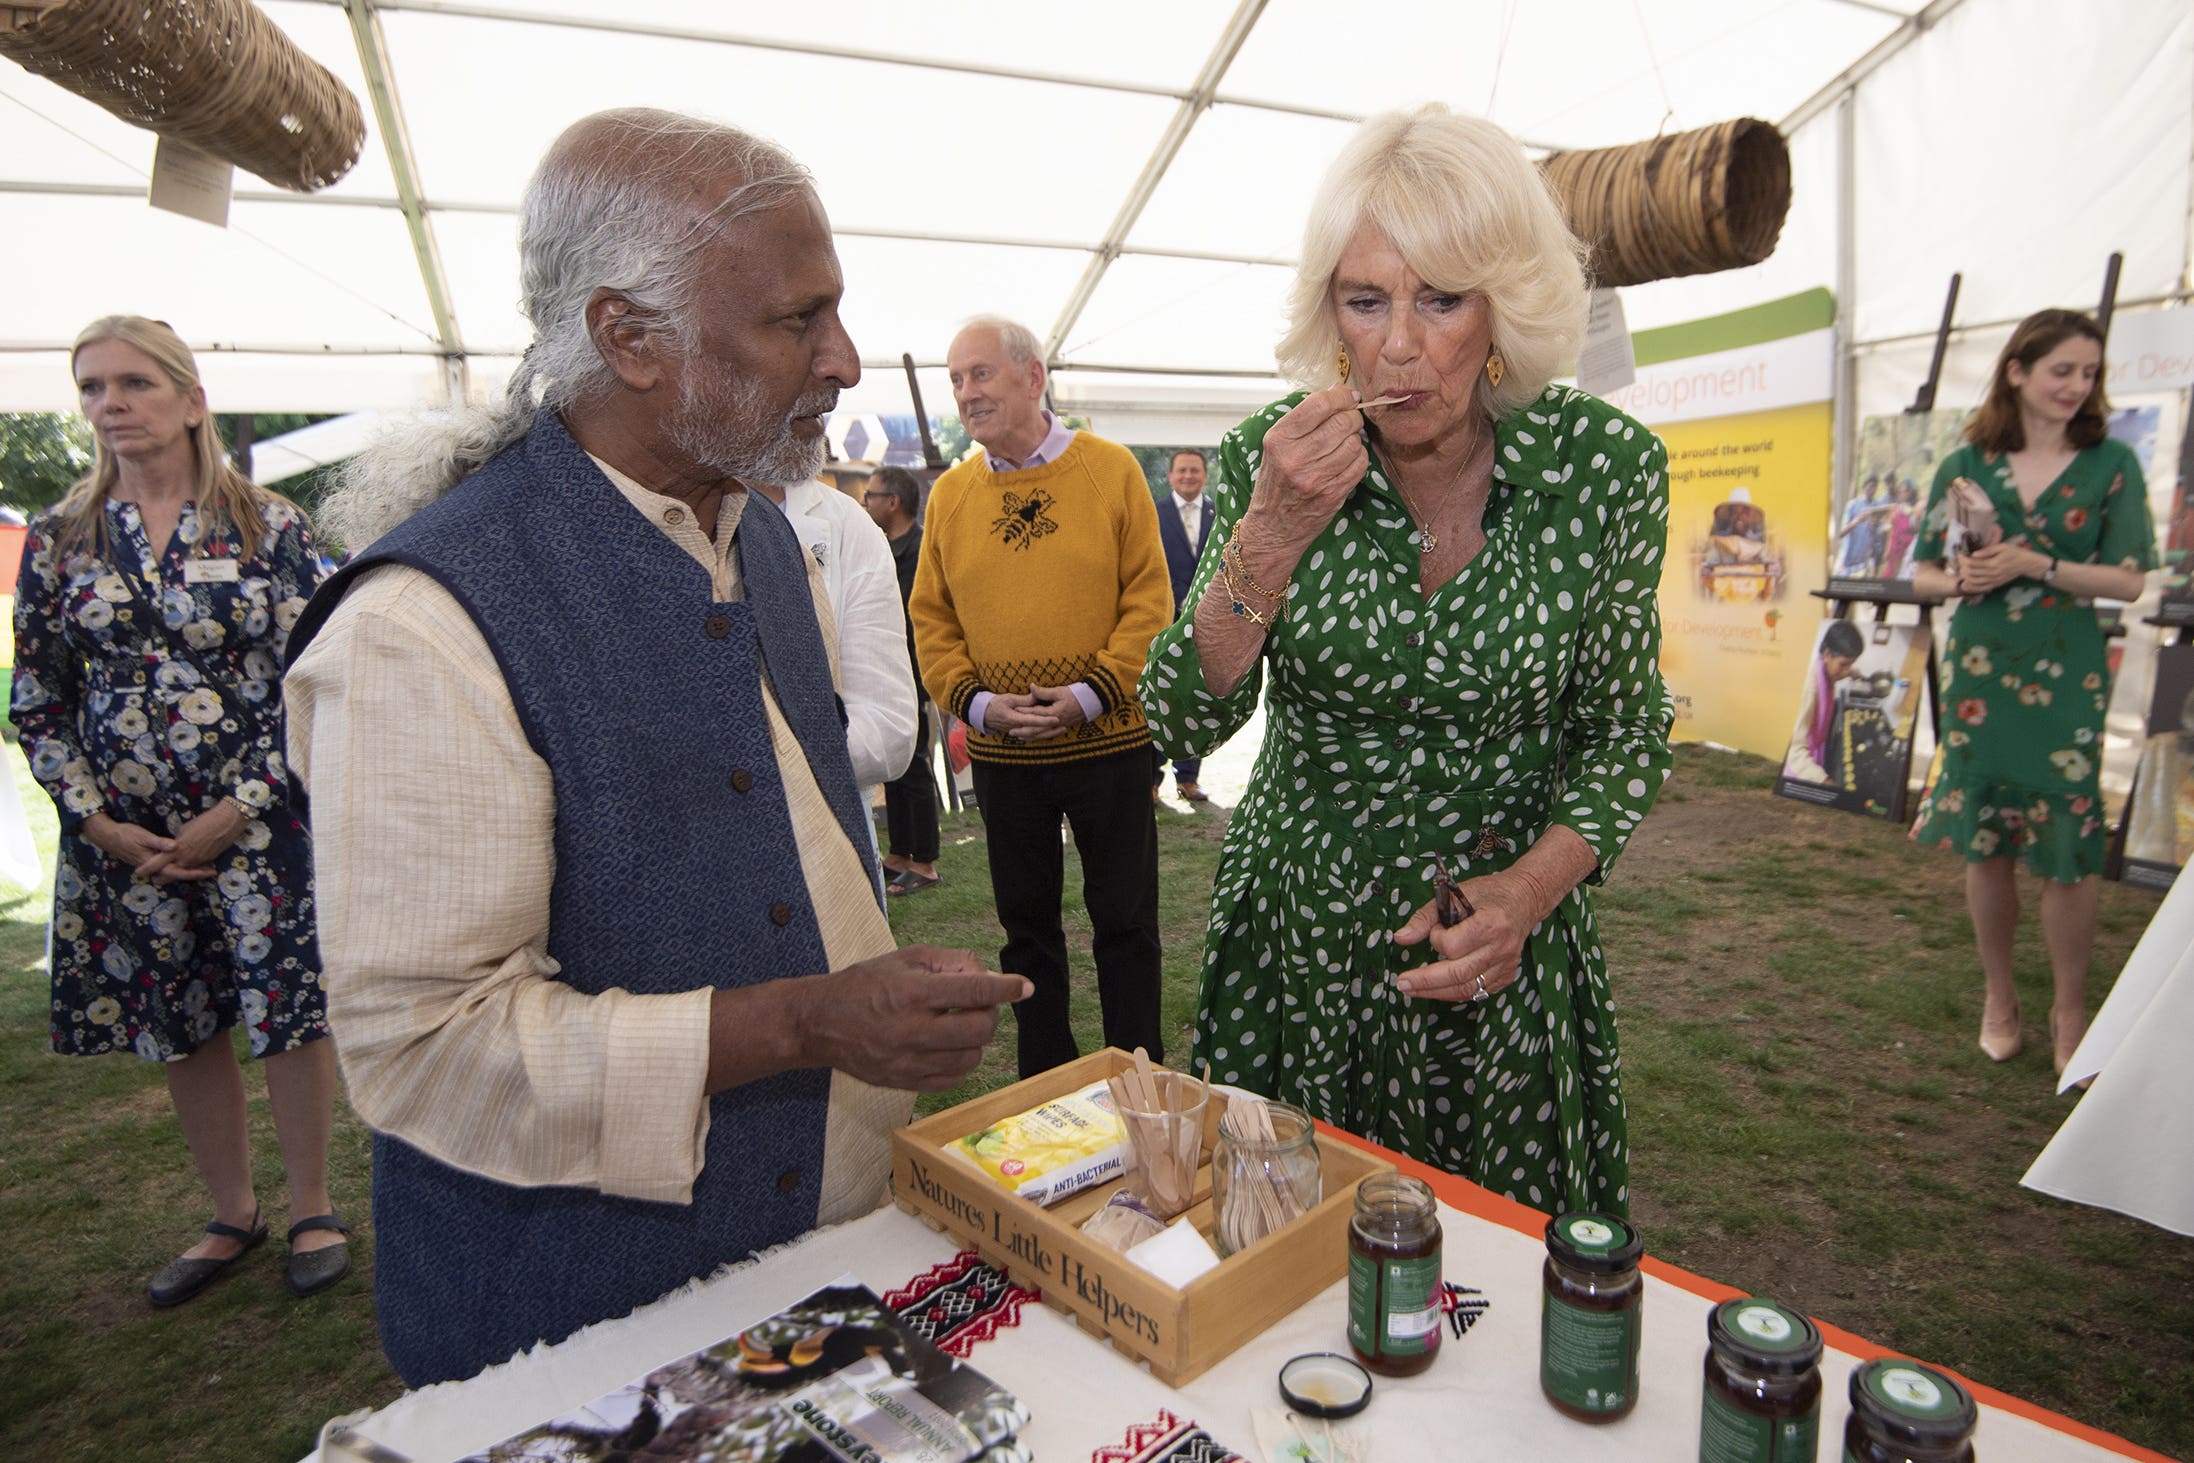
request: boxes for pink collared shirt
[981,410,1077,473]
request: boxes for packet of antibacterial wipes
[948,1080,1127,1205]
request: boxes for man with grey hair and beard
[282,108,1028,1387]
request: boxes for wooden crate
[891,1048,1393,1387]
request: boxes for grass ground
[0,747,2187,1460]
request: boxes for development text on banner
[1614,290,1836,760]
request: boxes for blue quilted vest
[287,411,880,1386]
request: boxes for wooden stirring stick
[1132,1046,1159,1111]
[1220,1096,1311,1251]
[1117,1049,1192,1214]
[1358,395,1411,409]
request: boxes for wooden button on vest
[730,768,754,793]
[769,901,793,926]
[775,1169,801,1194]
[704,614,732,639]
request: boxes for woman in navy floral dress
[12,317,348,1304]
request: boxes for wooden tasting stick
[1119,1053,1192,1212]
[1224,1099,1292,1243]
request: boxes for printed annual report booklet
[460,1277,1032,1462]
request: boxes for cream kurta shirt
[284,457,904,1211]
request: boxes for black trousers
[971,745,1163,1078]
[882,708,939,864]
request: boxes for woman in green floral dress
[1141,105,1672,1217]
[1909,308,2155,1086]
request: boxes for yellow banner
[1655,401,1833,757]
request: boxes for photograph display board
[1775,618,1932,821]
[2156,396,2194,627]
[2123,644,2194,892]
[2109,404,2162,474]
[2162,475,2194,624]
[1829,409,1971,596]
[1824,404,2168,603]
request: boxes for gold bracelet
[223,794,256,821]
[1222,535,1289,603]
[1216,553,1276,626]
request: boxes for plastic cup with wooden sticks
[1106,1047,1208,1221]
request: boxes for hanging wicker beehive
[1540,118,1791,289]
[0,0,364,192]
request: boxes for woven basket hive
[1540,118,1791,289]
[0,0,364,192]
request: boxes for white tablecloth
[2024,868,2194,1235]
[306,1189,2153,1462]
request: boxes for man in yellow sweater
[910,316,1175,1077]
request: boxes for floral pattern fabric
[1909,440,2157,881]
[11,499,327,1060]
[1141,386,1674,1217]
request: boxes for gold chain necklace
[1393,429,1493,556]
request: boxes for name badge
[184,558,240,584]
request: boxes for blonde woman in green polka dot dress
[1142,105,1673,1218]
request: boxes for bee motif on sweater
[991,489,1059,551]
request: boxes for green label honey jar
[1843,1358,1977,1463]
[1541,1210,1644,1421]
[1700,1297,1823,1463]
[1347,1173,1443,1377]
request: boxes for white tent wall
[0,347,459,415]
[1850,0,2191,348]
[2,0,2188,443]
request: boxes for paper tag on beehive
[149,137,232,228]
[1578,288,1636,395]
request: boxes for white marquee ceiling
[3,0,2189,439]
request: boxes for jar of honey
[1346,1173,1442,1376]
[1843,1359,1977,1463]
[1700,1297,1823,1463]
[1540,1210,1643,1421]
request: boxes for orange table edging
[1313,1124,2173,1463]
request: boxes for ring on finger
[1470,975,1489,1003]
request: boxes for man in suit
[1152,448,1214,803]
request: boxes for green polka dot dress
[1908,440,2156,880]
[1143,386,1674,1218]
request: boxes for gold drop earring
[1484,352,1505,389]
[1336,344,1351,385]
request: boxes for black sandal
[148,1208,267,1308]
[286,1213,352,1298]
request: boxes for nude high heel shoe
[1978,995,2022,1063]
[2049,1009,2093,1092]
